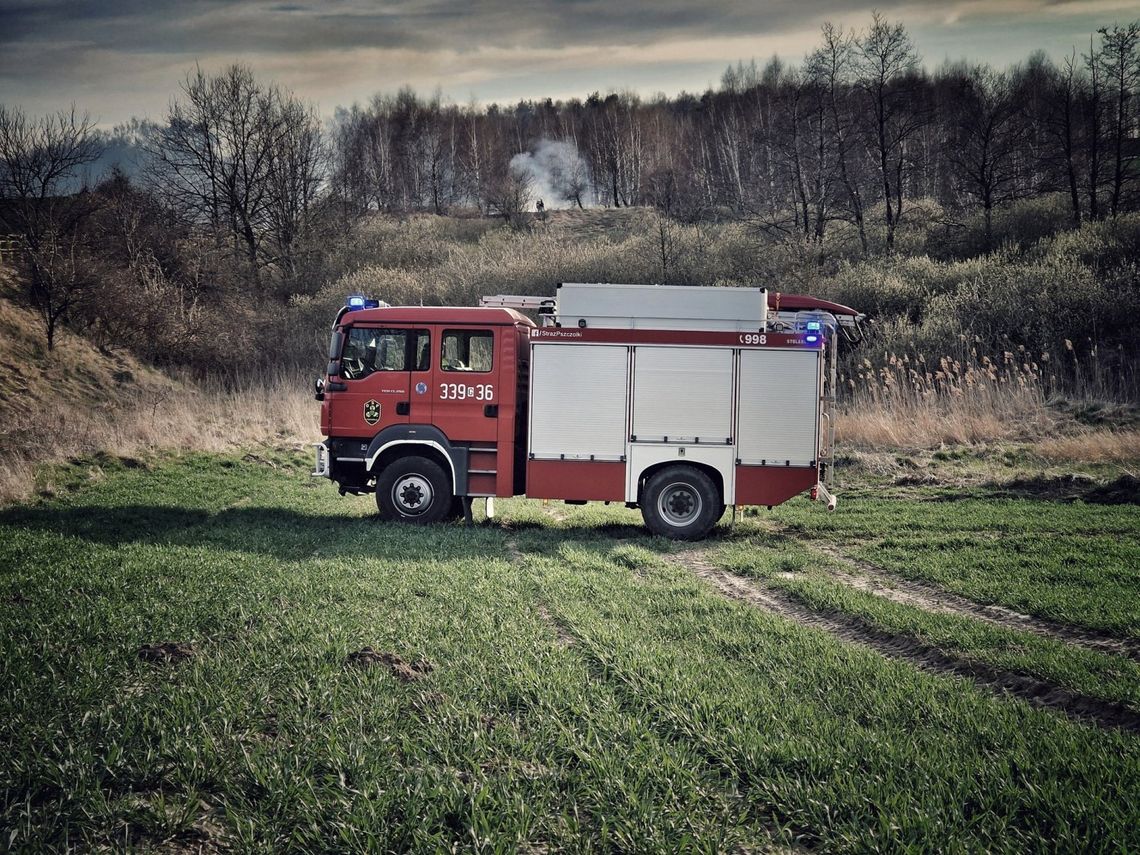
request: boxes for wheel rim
[392,473,434,516]
[657,482,702,527]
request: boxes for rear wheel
[375,456,453,524]
[640,465,722,541]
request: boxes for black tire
[375,456,453,524]
[640,465,722,541]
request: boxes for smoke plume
[508,139,592,211]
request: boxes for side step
[466,445,499,496]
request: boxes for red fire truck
[313,283,862,540]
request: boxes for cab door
[331,326,426,437]
[431,326,500,444]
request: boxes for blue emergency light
[805,334,820,344]
[346,294,381,311]
[806,321,822,331]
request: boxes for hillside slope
[0,279,314,503]
[0,294,174,427]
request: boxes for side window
[441,330,494,373]
[341,328,408,380]
[412,330,431,372]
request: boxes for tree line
[0,15,1137,358]
[331,15,1140,246]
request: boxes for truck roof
[341,306,535,326]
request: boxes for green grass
[712,536,1140,713]
[766,493,1140,639]
[1,453,1139,851]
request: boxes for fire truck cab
[314,283,862,540]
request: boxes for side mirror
[326,359,340,378]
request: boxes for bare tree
[265,98,325,278]
[0,104,103,349]
[1083,36,1107,220]
[1097,23,1140,216]
[583,92,643,207]
[146,65,322,284]
[1041,52,1085,227]
[485,162,534,229]
[808,23,869,253]
[560,152,590,209]
[855,14,926,251]
[944,65,1024,250]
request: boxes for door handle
[396,401,410,416]
[484,404,498,417]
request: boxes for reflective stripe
[366,440,457,490]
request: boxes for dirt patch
[138,642,196,664]
[410,691,448,714]
[505,537,525,564]
[893,473,942,487]
[507,538,577,645]
[982,471,1140,505]
[988,473,1098,501]
[153,801,228,854]
[241,453,278,469]
[542,503,569,523]
[535,604,577,647]
[1086,474,1140,506]
[345,647,434,682]
[259,711,279,741]
[673,552,1140,733]
[806,542,1140,662]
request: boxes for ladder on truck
[479,294,556,318]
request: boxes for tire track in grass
[802,541,1140,662]
[507,537,575,647]
[510,539,812,854]
[673,550,1140,734]
[534,603,577,647]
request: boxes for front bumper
[312,442,331,478]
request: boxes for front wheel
[640,465,722,541]
[375,456,453,524]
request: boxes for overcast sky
[2,0,1139,128]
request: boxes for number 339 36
[439,383,494,401]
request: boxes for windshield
[338,327,430,380]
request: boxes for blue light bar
[346,294,381,311]
[806,321,822,331]
[805,334,820,344]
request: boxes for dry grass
[837,345,1055,449]
[0,370,316,505]
[1032,430,1140,465]
[836,389,1054,449]
[0,295,318,504]
[836,345,1140,463]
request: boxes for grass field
[1,451,1139,851]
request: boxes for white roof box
[555,283,768,332]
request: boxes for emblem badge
[415,381,428,395]
[363,400,381,425]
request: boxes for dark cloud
[1,0,1135,125]
[0,0,935,56]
